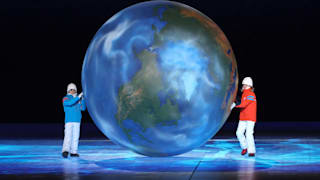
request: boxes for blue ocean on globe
[82,0,238,157]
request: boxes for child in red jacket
[231,77,257,157]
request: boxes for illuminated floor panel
[0,139,319,179]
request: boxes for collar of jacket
[67,93,77,98]
[243,88,252,93]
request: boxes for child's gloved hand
[230,102,236,110]
[78,92,83,99]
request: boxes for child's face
[69,89,77,95]
[241,85,250,92]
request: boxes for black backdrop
[1,0,319,124]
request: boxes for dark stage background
[1,0,319,126]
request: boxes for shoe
[62,151,69,158]
[248,153,255,157]
[70,153,80,157]
[241,149,247,155]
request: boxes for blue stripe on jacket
[247,95,256,101]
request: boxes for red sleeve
[236,92,256,108]
[236,98,252,108]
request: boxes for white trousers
[62,122,80,154]
[236,121,256,153]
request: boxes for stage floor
[0,138,319,180]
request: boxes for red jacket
[236,88,257,122]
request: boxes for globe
[82,0,238,157]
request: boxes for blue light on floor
[0,139,319,175]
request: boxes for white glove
[78,92,83,99]
[230,102,236,110]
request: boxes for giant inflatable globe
[82,0,238,156]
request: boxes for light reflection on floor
[0,139,319,179]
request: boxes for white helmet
[67,83,77,93]
[242,77,253,87]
